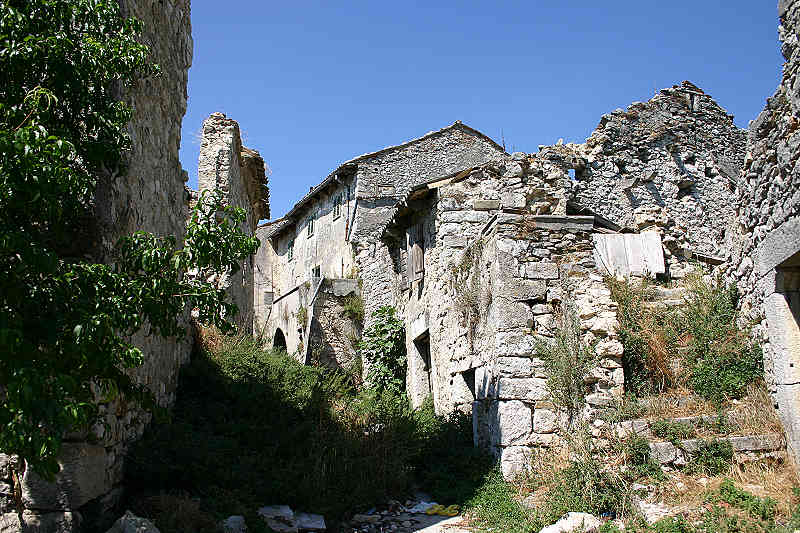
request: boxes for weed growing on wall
[358,306,406,394]
[342,293,365,324]
[297,305,308,330]
[535,295,597,428]
[452,239,486,341]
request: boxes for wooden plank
[639,232,666,275]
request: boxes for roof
[262,121,505,240]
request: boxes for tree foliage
[0,0,258,478]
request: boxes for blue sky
[179,1,783,219]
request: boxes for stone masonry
[1,0,194,530]
[542,82,745,274]
[726,0,800,466]
[197,112,269,332]
[382,155,623,479]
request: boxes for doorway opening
[273,328,287,352]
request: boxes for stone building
[727,0,800,466]
[1,0,194,529]
[253,122,508,367]
[540,81,746,275]
[196,112,270,332]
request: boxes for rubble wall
[197,112,269,332]
[384,158,624,480]
[0,0,193,528]
[557,83,745,266]
[728,0,800,465]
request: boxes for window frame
[307,214,315,237]
[333,194,342,219]
[287,238,294,261]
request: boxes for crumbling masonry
[3,1,800,530]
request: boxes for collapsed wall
[0,0,193,529]
[728,0,800,466]
[197,112,269,333]
[546,83,745,274]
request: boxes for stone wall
[1,1,194,529]
[383,157,624,479]
[197,112,269,332]
[727,0,800,466]
[547,83,745,270]
[309,279,362,371]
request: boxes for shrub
[342,293,364,324]
[359,306,406,394]
[624,435,664,480]
[607,277,675,395]
[608,274,762,403]
[650,419,696,445]
[687,439,733,475]
[713,479,777,521]
[126,333,490,522]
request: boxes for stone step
[614,412,727,439]
[643,298,685,309]
[650,287,688,301]
[647,433,785,467]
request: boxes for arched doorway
[273,328,287,352]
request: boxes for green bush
[687,439,733,475]
[650,419,696,445]
[608,274,762,403]
[535,296,597,428]
[359,306,406,394]
[126,333,491,523]
[713,479,777,521]
[624,435,664,480]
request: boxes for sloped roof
[261,121,504,240]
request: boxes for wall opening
[273,328,287,352]
[414,331,432,398]
[462,368,476,401]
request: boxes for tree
[0,0,259,479]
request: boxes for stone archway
[273,328,287,352]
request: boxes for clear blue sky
[179,1,783,220]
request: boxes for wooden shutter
[407,223,424,282]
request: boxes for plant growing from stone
[0,0,259,479]
[535,295,596,429]
[358,306,406,394]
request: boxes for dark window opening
[287,239,294,261]
[312,265,321,279]
[333,194,342,219]
[462,368,476,401]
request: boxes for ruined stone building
[4,0,800,529]
[196,112,270,332]
[253,122,507,367]
[248,81,757,478]
[1,0,194,529]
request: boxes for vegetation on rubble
[608,273,762,403]
[127,329,492,529]
[0,0,258,479]
[342,292,365,324]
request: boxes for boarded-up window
[407,223,425,282]
[593,232,665,277]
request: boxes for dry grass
[727,381,783,436]
[653,461,800,521]
[129,491,219,533]
[643,388,718,419]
